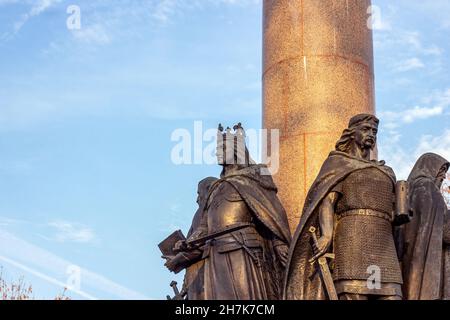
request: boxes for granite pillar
[263,0,376,232]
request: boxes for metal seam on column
[303,133,307,198]
[262,53,371,78]
[279,131,343,142]
[281,69,288,134]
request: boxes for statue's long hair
[335,127,356,153]
[335,113,379,153]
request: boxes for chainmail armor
[332,167,403,284]
[335,167,395,216]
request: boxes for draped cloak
[283,151,396,300]
[183,206,207,300]
[217,164,291,245]
[401,153,449,300]
[202,164,291,299]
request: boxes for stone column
[263,0,376,232]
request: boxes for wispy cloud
[13,0,62,33]
[394,57,425,72]
[380,129,450,180]
[152,0,179,24]
[375,29,443,60]
[158,201,185,232]
[46,220,96,244]
[150,0,261,25]
[382,105,443,125]
[0,229,150,299]
[1,0,261,47]
[398,31,441,56]
[379,88,450,129]
[0,255,98,300]
[415,129,450,161]
[0,0,20,6]
[71,24,111,45]
[0,217,30,227]
[0,216,97,244]
[0,0,63,42]
[400,1,450,31]
[373,8,445,78]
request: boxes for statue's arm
[164,249,204,274]
[319,192,338,240]
[165,211,208,273]
[165,235,205,273]
[272,235,289,267]
[311,192,338,261]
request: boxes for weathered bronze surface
[263,0,376,232]
[284,114,403,300]
[445,209,450,299]
[162,124,291,300]
[162,115,450,301]
[162,177,217,300]
[400,153,450,300]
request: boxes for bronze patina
[284,114,405,300]
[162,123,291,300]
[160,115,449,301]
[161,177,217,300]
[400,153,450,300]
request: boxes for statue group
[160,114,450,300]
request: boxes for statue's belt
[187,222,254,247]
[207,227,261,247]
[200,223,262,263]
[336,209,393,222]
[334,280,403,297]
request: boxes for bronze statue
[162,177,217,300]
[284,114,404,300]
[400,153,449,300]
[444,208,450,299]
[164,123,291,300]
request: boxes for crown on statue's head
[217,122,246,141]
[216,122,252,166]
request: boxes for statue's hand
[309,236,332,263]
[164,253,185,273]
[173,240,188,253]
[274,244,289,267]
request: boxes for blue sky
[0,0,449,299]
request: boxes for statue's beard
[356,138,376,151]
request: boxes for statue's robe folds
[182,206,207,300]
[283,151,397,300]
[201,165,291,300]
[444,209,450,300]
[401,153,450,300]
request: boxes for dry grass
[0,268,33,300]
[54,288,71,300]
[0,267,71,300]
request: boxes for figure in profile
[401,153,449,300]
[284,114,404,300]
[164,123,291,300]
[162,177,217,300]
